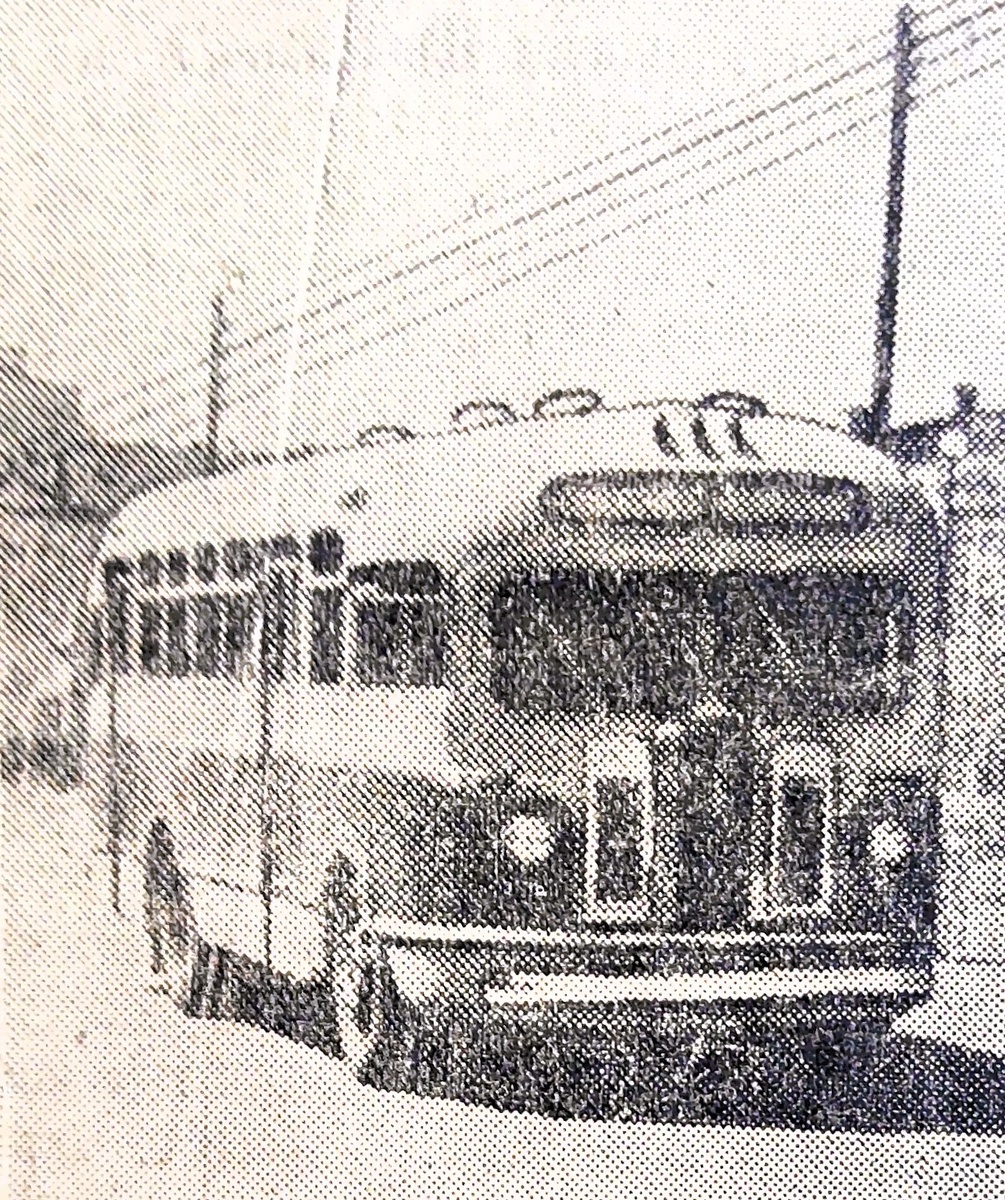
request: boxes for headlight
[869,819,911,867]
[501,814,554,865]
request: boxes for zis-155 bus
[84,389,942,1075]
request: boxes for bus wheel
[339,952,396,1076]
[323,854,395,1076]
[144,821,227,1019]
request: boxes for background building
[0,349,203,779]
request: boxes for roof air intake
[532,388,603,420]
[699,391,769,418]
[356,424,416,448]
[451,401,518,430]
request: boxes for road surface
[5,780,1005,1199]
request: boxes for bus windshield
[488,568,913,721]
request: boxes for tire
[323,854,397,1076]
[339,951,399,1076]
[144,819,229,1019]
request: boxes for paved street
[5,781,1005,1199]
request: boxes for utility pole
[206,291,226,475]
[862,6,920,445]
[53,450,71,516]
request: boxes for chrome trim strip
[368,917,891,949]
[485,967,928,1007]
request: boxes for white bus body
[86,395,943,1053]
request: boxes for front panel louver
[761,743,835,917]
[593,777,647,907]
[585,738,653,921]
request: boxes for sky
[3,0,1005,452]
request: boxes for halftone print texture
[5,2,1005,1197]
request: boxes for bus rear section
[373,465,943,1039]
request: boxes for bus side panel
[268,756,377,980]
[268,765,438,980]
[266,686,457,979]
[115,677,266,961]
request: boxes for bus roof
[92,397,931,598]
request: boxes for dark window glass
[166,550,189,586]
[103,559,130,674]
[310,587,343,684]
[357,597,445,687]
[223,538,261,580]
[489,569,910,721]
[164,600,189,676]
[489,569,700,717]
[309,529,343,576]
[193,595,222,677]
[773,778,826,908]
[194,543,218,583]
[138,552,162,589]
[139,601,162,673]
[262,572,297,682]
[104,558,130,589]
[349,559,442,594]
[594,777,646,905]
[223,594,256,676]
[710,573,912,720]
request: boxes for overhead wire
[286,51,1005,395]
[97,20,899,425]
[284,19,1005,386]
[229,33,906,361]
[213,34,914,403]
[229,2,1005,391]
[106,1,1005,443]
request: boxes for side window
[137,599,190,677]
[193,593,257,680]
[223,593,257,677]
[262,571,298,682]
[308,528,344,685]
[223,538,262,581]
[194,543,218,583]
[103,559,131,675]
[166,550,189,587]
[192,595,222,677]
[352,560,447,688]
[137,551,162,589]
[309,528,343,576]
[138,600,162,673]
[310,587,343,684]
[163,600,190,676]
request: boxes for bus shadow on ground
[369,1015,1005,1134]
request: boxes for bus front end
[370,443,942,1046]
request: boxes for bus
[85,390,943,1075]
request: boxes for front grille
[761,742,836,917]
[664,728,756,932]
[407,737,851,936]
[771,777,826,908]
[592,776,648,907]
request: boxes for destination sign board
[540,470,871,535]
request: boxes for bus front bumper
[481,966,928,1007]
[369,920,932,1014]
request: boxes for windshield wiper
[746,591,800,675]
